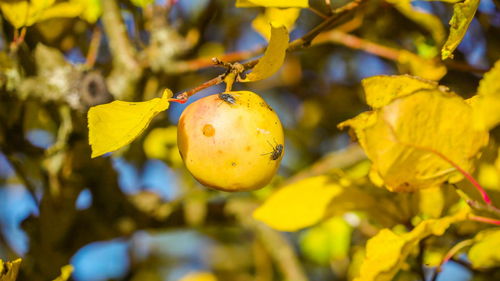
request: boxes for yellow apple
[177,91,284,191]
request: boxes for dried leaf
[252,8,300,41]
[355,210,469,281]
[472,60,500,130]
[339,76,489,192]
[253,176,343,231]
[236,0,308,8]
[468,228,500,269]
[0,259,22,281]
[88,89,172,158]
[240,23,289,82]
[441,0,480,60]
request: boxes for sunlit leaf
[178,272,218,281]
[236,0,308,8]
[441,0,480,60]
[88,89,172,158]
[339,76,489,192]
[417,186,444,218]
[0,0,101,28]
[240,24,289,82]
[252,8,300,41]
[386,0,445,44]
[0,0,55,28]
[0,259,22,281]
[52,265,73,281]
[253,176,343,231]
[299,216,352,264]
[361,75,438,109]
[355,209,469,281]
[130,0,154,8]
[468,228,500,269]
[143,126,183,166]
[397,51,446,81]
[472,60,500,130]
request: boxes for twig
[308,7,329,19]
[101,0,142,99]
[85,26,102,69]
[468,215,500,225]
[288,0,363,52]
[175,74,225,100]
[431,239,474,281]
[313,29,488,74]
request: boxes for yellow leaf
[0,259,22,281]
[178,272,218,281]
[355,210,469,281]
[52,265,73,281]
[397,51,447,81]
[240,24,289,82]
[417,186,444,218]
[339,76,489,192]
[253,176,343,231]
[441,0,480,60]
[472,60,500,130]
[88,89,172,158]
[0,0,55,28]
[361,75,438,109]
[468,228,500,269]
[143,126,183,166]
[386,0,445,44]
[236,0,308,8]
[299,216,352,264]
[252,8,300,41]
[130,0,155,8]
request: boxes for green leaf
[240,23,289,82]
[355,209,469,281]
[0,259,22,281]
[441,0,480,60]
[339,76,489,192]
[472,60,500,130]
[52,265,73,281]
[468,228,500,269]
[236,0,308,8]
[88,89,172,158]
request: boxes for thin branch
[85,26,102,69]
[469,215,500,225]
[313,29,488,74]
[431,239,474,281]
[175,74,225,100]
[101,0,142,99]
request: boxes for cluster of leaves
[1,0,500,281]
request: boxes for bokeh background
[1,0,500,280]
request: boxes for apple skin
[177,91,284,191]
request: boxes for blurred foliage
[1,0,500,281]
